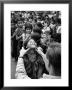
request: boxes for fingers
[37,47,43,53]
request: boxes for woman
[15,39,47,79]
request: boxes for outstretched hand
[37,47,44,55]
[19,47,29,57]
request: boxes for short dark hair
[31,33,41,42]
[46,43,61,76]
[37,22,43,29]
[33,25,42,35]
[25,22,33,30]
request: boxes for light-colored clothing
[15,57,30,79]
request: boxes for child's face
[26,28,31,34]
[18,21,23,27]
[41,34,47,44]
[42,34,47,39]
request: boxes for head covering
[27,39,37,48]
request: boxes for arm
[15,47,30,79]
[16,34,22,40]
[11,28,18,39]
[37,47,49,72]
[15,57,30,79]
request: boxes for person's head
[33,25,42,35]
[44,22,48,27]
[46,43,61,76]
[41,33,47,44]
[31,33,41,45]
[25,22,33,34]
[51,17,55,24]
[29,17,33,23]
[56,18,61,25]
[37,15,41,22]
[37,22,43,30]
[17,21,23,28]
[27,39,37,49]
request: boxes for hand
[37,47,48,65]
[37,47,43,55]
[19,47,29,57]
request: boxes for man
[11,20,24,61]
[15,42,61,79]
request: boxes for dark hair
[31,33,41,42]
[57,18,61,25]
[23,48,45,79]
[37,22,43,29]
[51,17,56,24]
[25,22,33,30]
[33,25,42,35]
[46,43,61,76]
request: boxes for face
[41,34,47,44]
[26,28,31,34]
[42,34,46,38]
[18,21,23,27]
[29,19,32,23]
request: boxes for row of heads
[17,21,43,34]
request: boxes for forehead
[28,39,36,45]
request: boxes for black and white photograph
[11,11,61,79]
[4,4,68,86]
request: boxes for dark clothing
[12,27,24,61]
[12,37,18,60]
[23,48,48,79]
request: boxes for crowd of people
[11,11,61,79]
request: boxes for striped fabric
[15,57,30,79]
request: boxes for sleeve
[15,57,31,79]
[22,33,26,41]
